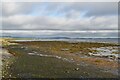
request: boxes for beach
[1,38,119,78]
[1,1,119,79]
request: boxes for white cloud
[1,30,118,33]
[2,2,35,16]
[1,0,119,2]
[1,2,118,38]
[2,2,118,17]
[2,14,118,30]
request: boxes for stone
[75,68,79,71]
[61,48,69,51]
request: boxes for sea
[13,38,119,44]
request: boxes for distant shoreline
[12,38,118,44]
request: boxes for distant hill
[1,35,118,39]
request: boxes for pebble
[75,68,79,71]
[65,70,70,73]
[9,74,11,77]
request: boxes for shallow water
[13,38,118,44]
[89,47,119,59]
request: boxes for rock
[108,55,116,59]
[65,70,70,73]
[101,55,109,58]
[21,47,24,49]
[61,48,69,51]
[92,52,97,54]
[118,57,120,59]
[75,68,79,71]
[28,53,35,55]
[9,74,11,77]
[75,53,79,55]
[92,54,102,57]
[33,51,37,53]
[88,53,93,56]
[72,45,75,47]
[2,59,5,62]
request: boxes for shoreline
[12,38,118,44]
[1,38,120,78]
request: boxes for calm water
[14,38,119,44]
[71,38,119,43]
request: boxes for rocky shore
[1,39,119,78]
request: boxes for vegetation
[2,40,119,78]
[15,41,119,56]
[0,38,17,47]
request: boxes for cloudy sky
[1,1,119,38]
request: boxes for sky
[0,1,119,38]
